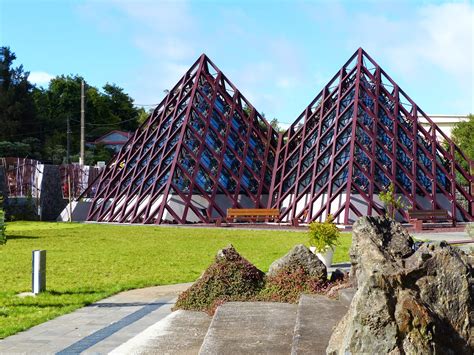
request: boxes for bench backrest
[227,208,280,217]
[408,209,449,218]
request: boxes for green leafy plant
[379,183,408,219]
[308,215,340,253]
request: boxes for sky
[1,0,473,127]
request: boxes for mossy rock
[173,244,265,313]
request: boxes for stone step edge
[291,294,349,355]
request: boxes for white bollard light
[32,250,46,294]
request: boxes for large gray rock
[349,216,414,286]
[327,216,473,354]
[267,244,327,280]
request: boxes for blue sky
[1,0,473,126]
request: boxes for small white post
[32,250,46,294]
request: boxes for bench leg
[411,219,423,232]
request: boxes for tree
[379,183,408,219]
[137,107,151,125]
[33,75,84,163]
[451,114,474,172]
[1,46,143,165]
[0,141,30,157]
[0,47,38,140]
[103,83,140,132]
[33,75,142,164]
[270,118,279,129]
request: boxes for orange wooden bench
[408,209,455,231]
[226,208,280,223]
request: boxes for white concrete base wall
[64,192,468,224]
[279,193,464,223]
[165,194,270,222]
[58,200,92,222]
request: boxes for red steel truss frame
[270,49,474,224]
[86,55,278,223]
[85,49,474,224]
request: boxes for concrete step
[338,287,356,306]
[110,310,212,355]
[291,294,348,355]
[199,302,298,355]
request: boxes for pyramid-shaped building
[87,55,278,223]
[85,48,474,224]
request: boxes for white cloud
[305,1,474,112]
[276,77,293,89]
[78,0,473,116]
[79,0,199,106]
[29,71,54,85]
[416,3,473,81]
[133,36,195,61]
[354,3,472,84]
[111,0,194,33]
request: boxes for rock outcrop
[327,216,473,354]
[267,244,327,280]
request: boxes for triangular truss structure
[85,49,474,224]
[87,55,278,223]
[270,49,474,224]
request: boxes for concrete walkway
[414,230,473,253]
[0,283,192,354]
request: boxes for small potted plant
[308,214,340,267]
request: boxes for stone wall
[40,165,67,221]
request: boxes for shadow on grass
[6,235,39,240]
[48,290,104,296]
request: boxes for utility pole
[80,80,85,165]
[66,116,71,164]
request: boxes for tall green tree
[2,46,144,164]
[0,47,38,140]
[33,76,143,163]
[451,114,474,171]
[103,83,140,132]
[33,75,84,162]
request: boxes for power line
[70,117,137,126]
[2,124,81,139]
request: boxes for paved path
[0,283,192,354]
[414,230,473,253]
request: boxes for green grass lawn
[0,222,351,338]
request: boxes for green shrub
[173,246,265,314]
[308,215,340,253]
[4,196,38,221]
[379,183,408,218]
[0,209,6,245]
